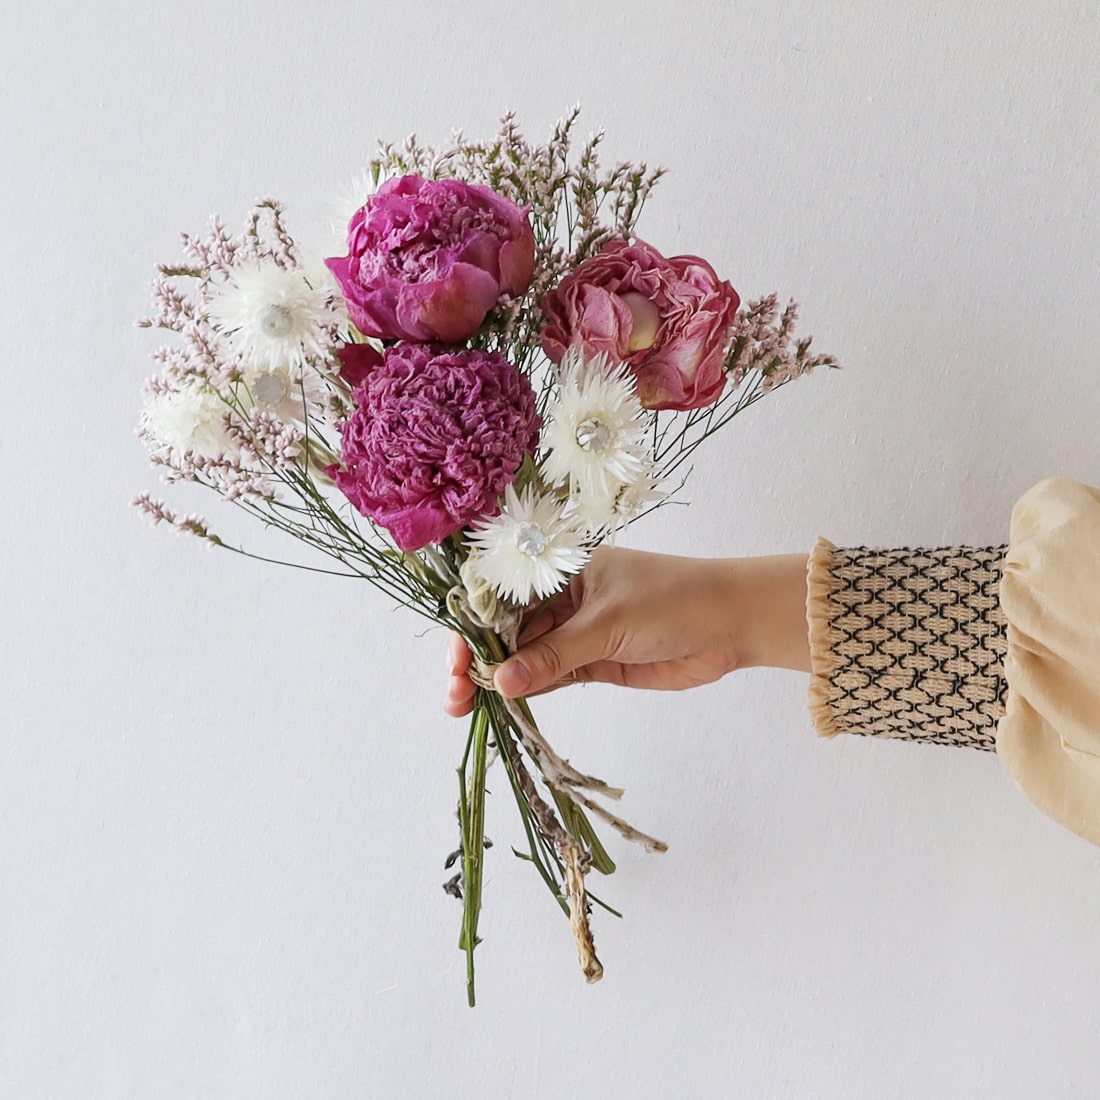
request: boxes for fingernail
[495,658,531,697]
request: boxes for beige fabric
[997,478,1100,846]
[806,541,1008,749]
[807,477,1100,848]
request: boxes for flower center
[514,522,548,557]
[252,371,290,405]
[576,417,611,452]
[615,483,640,516]
[258,304,294,339]
[621,291,661,353]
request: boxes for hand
[444,546,811,717]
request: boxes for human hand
[444,546,811,717]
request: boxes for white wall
[4,1,1100,1096]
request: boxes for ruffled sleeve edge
[806,536,840,739]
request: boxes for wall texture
[3,1,1099,1097]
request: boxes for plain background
[3,2,1099,1097]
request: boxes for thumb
[494,611,608,698]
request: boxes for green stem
[458,700,490,1008]
[480,636,618,877]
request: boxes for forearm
[729,554,812,673]
[724,542,1010,752]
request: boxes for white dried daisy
[207,260,334,372]
[295,168,379,329]
[569,473,668,538]
[239,365,327,426]
[465,484,589,605]
[141,385,240,461]
[297,254,350,342]
[322,167,378,249]
[541,349,652,499]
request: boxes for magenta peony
[326,175,536,343]
[540,240,740,411]
[331,343,540,551]
[335,342,383,389]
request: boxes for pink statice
[724,294,840,391]
[331,344,540,551]
[132,494,223,546]
[326,175,536,343]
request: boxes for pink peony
[326,175,536,343]
[335,343,383,389]
[331,343,539,552]
[540,240,740,411]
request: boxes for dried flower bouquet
[135,109,838,1004]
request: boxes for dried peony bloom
[335,342,384,389]
[326,175,535,343]
[330,344,540,551]
[540,239,740,411]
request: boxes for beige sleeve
[996,478,1100,846]
[805,540,1008,750]
[807,477,1100,847]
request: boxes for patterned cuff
[806,541,1009,750]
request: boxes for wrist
[729,554,812,672]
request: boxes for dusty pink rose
[330,343,539,552]
[326,175,535,343]
[540,239,740,410]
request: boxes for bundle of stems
[455,618,670,1005]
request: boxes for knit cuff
[806,540,1009,750]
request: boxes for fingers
[517,589,578,645]
[494,610,610,698]
[445,670,476,717]
[447,632,472,675]
[444,633,476,718]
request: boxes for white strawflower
[298,254,349,335]
[207,261,334,372]
[240,365,327,426]
[570,473,668,538]
[465,484,589,604]
[141,386,237,460]
[541,349,652,499]
[298,168,381,301]
[296,247,351,346]
[323,167,377,248]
